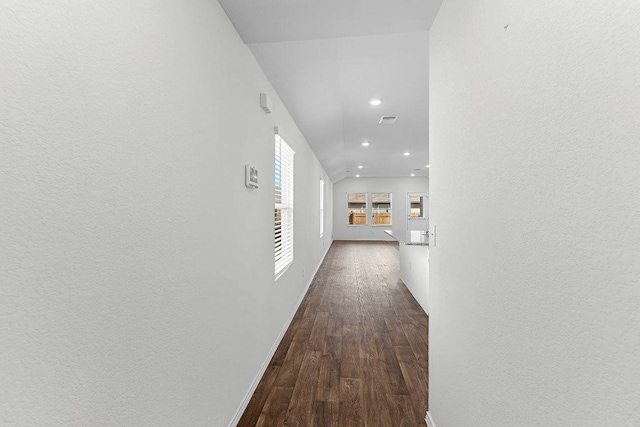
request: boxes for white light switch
[429,224,436,247]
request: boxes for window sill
[275,261,293,281]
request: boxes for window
[347,193,367,226]
[372,193,392,226]
[409,194,427,218]
[275,134,294,278]
[407,192,428,231]
[319,179,325,237]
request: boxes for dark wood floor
[238,240,429,426]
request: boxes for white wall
[0,1,332,426]
[333,177,428,240]
[429,1,640,426]
[399,245,429,314]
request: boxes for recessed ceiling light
[356,174,360,178]
[403,152,411,156]
[369,99,382,106]
[358,165,363,169]
[426,164,430,168]
[361,142,370,147]
[411,173,415,177]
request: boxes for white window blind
[372,193,392,226]
[347,193,368,226]
[319,179,325,237]
[275,134,295,278]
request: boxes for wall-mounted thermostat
[245,165,259,189]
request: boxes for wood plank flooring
[238,241,429,426]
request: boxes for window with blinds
[372,193,392,226]
[275,134,295,278]
[347,193,368,226]
[319,179,325,237]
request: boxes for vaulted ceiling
[218,0,442,182]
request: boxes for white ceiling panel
[338,33,430,178]
[219,0,441,181]
[218,0,442,43]
[249,39,347,180]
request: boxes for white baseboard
[425,411,436,427]
[227,241,333,427]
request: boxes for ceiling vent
[379,116,398,124]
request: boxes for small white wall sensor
[260,93,273,114]
[245,165,259,189]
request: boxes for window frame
[275,134,295,279]
[408,193,428,219]
[347,192,368,226]
[319,178,325,237]
[371,192,393,227]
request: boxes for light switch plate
[430,224,436,246]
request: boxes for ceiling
[218,0,442,182]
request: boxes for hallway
[239,241,429,426]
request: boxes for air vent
[379,116,398,124]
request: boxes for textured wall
[429,1,640,426]
[333,177,428,240]
[0,1,332,425]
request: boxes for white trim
[425,411,436,427]
[274,260,293,281]
[228,241,333,427]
